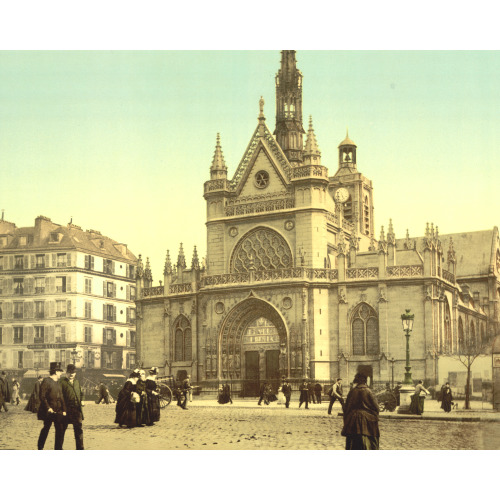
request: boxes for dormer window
[0,236,7,247]
[19,236,27,246]
[50,232,61,243]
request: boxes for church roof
[338,131,356,147]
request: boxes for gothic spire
[378,226,388,253]
[192,245,200,270]
[387,219,396,245]
[274,50,305,167]
[177,243,186,269]
[144,257,153,284]
[303,116,321,166]
[136,254,144,279]
[210,133,227,180]
[164,250,172,275]
[403,229,412,250]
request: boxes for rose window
[231,227,293,273]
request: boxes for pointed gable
[230,122,292,195]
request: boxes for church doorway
[218,296,288,396]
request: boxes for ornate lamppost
[397,309,415,414]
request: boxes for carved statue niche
[378,287,388,303]
[338,288,347,304]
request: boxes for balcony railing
[13,313,24,319]
[34,337,45,344]
[56,311,66,317]
[35,287,45,294]
[14,338,23,344]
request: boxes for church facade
[135,51,497,394]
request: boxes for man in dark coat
[341,373,380,450]
[299,379,309,409]
[37,362,67,450]
[282,378,292,408]
[257,381,267,406]
[60,364,85,450]
[0,371,10,412]
[440,382,454,413]
[328,378,344,415]
[25,375,43,413]
[314,383,323,404]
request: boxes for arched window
[351,303,379,355]
[343,195,353,221]
[173,315,192,362]
[444,299,452,353]
[231,227,293,273]
[458,317,464,353]
[470,320,476,347]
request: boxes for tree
[445,330,491,410]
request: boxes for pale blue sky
[1,50,500,277]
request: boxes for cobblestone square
[1,400,499,450]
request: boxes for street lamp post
[401,309,414,385]
[388,357,396,389]
[397,309,415,414]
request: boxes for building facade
[0,215,137,382]
[135,51,497,395]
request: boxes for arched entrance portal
[218,296,288,396]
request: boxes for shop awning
[102,374,126,378]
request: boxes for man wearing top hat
[37,361,67,450]
[60,363,85,450]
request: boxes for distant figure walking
[96,382,111,404]
[314,383,323,404]
[409,380,430,415]
[341,373,380,450]
[60,364,85,450]
[223,383,233,404]
[308,381,316,404]
[25,375,44,413]
[181,376,192,409]
[299,379,309,409]
[258,381,268,406]
[440,382,454,413]
[0,371,11,412]
[11,379,20,405]
[282,379,292,408]
[328,378,344,415]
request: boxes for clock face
[334,188,349,203]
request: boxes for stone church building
[135,51,498,395]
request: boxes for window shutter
[6,278,12,294]
[24,255,29,269]
[85,255,89,268]
[44,301,49,318]
[49,301,55,318]
[30,255,35,268]
[25,302,34,319]
[45,254,50,268]
[113,282,116,298]
[26,277,33,294]
[112,330,117,344]
[5,302,12,319]
[111,261,115,275]
[126,308,130,323]
[48,325,55,343]
[126,330,130,347]
[5,326,13,344]
[67,253,71,266]
[67,300,71,317]
[103,282,106,297]
[126,285,130,301]
[113,305,116,322]
[25,350,34,368]
[103,328,106,344]
[112,351,118,369]
[91,256,94,269]
[9,256,14,269]
[66,275,72,292]
[103,304,106,321]
[44,351,50,365]
[50,276,56,293]
[45,277,50,292]
[52,254,56,267]
[61,325,66,341]
[26,326,34,344]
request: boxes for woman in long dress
[11,379,21,405]
[145,367,160,425]
[341,372,380,450]
[115,372,140,428]
[277,384,286,405]
[135,370,150,426]
[441,382,453,413]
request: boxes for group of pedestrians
[0,371,22,410]
[114,367,161,427]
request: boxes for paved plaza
[1,398,499,450]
